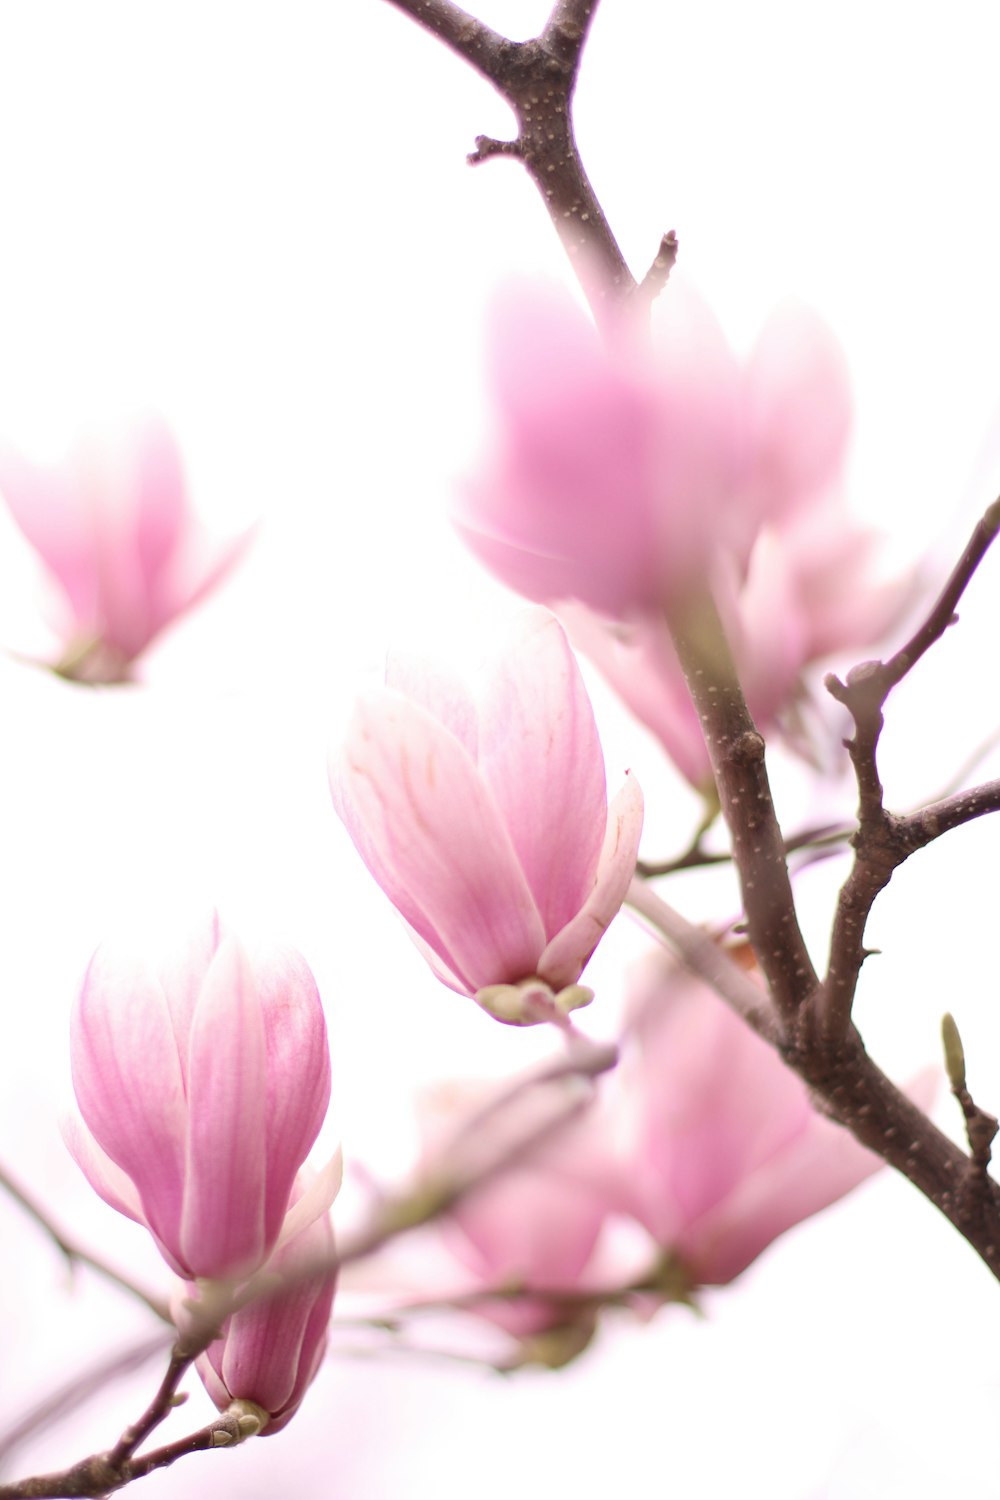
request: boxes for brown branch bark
[666,595,819,1020]
[383,0,667,326]
[820,498,1000,1042]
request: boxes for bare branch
[381,0,508,84]
[626,878,781,1045]
[0,1338,168,1472]
[467,133,523,164]
[634,230,679,307]
[820,499,1000,1042]
[383,0,635,323]
[540,0,603,71]
[666,595,818,1019]
[0,1163,170,1323]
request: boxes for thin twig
[636,819,850,879]
[666,594,819,1019]
[625,878,781,1044]
[634,230,679,307]
[821,497,1000,1041]
[0,1337,169,1472]
[0,1163,170,1322]
[384,0,636,324]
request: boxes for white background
[2,2,1000,1497]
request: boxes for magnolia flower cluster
[456,281,914,788]
[67,914,337,1434]
[398,955,888,1358]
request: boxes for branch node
[634,230,678,306]
[467,134,522,165]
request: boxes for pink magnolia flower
[420,1080,620,1344]
[187,1172,337,1435]
[611,955,887,1285]
[559,498,915,791]
[454,280,851,619]
[329,610,643,1019]
[66,912,334,1281]
[0,415,248,679]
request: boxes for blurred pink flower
[423,1080,619,1343]
[189,1171,337,1435]
[0,415,248,679]
[455,281,851,618]
[66,912,335,1281]
[329,610,643,1017]
[612,956,886,1285]
[560,497,916,790]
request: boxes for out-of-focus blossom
[66,912,334,1281]
[380,1078,643,1365]
[560,497,916,791]
[611,955,887,1285]
[0,415,249,680]
[329,610,643,1021]
[454,280,850,619]
[186,1172,337,1435]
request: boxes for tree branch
[626,878,781,1044]
[381,0,508,82]
[384,0,669,325]
[820,498,1000,1041]
[630,875,1000,1287]
[666,595,819,1020]
[0,1163,169,1323]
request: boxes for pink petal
[156,910,224,1092]
[683,1104,882,1285]
[478,612,607,937]
[331,690,547,992]
[181,937,268,1277]
[216,1204,335,1427]
[558,603,711,790]
[71,946,188,1267]
[128,417,188,596]
[454,282,683,615]
[0,454,99,625]
[385,652,479,760]
[61,1114,144,1226]
[275,1150,343,1252]
[256,945,332,1248]
[537,770,644,989]
[744,302,852,525]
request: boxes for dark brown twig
[666,595,819,1019]
[383,0,643,324]
[821,498,1000,1041]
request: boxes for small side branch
[0,1163,169,1323]
[626,877,781,1044]
[384,0,635,323]
[634,230,679,308]
[820,498,1000,1042]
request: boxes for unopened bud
[941,1012,966,1092]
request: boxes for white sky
[3,3,1000,1498]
